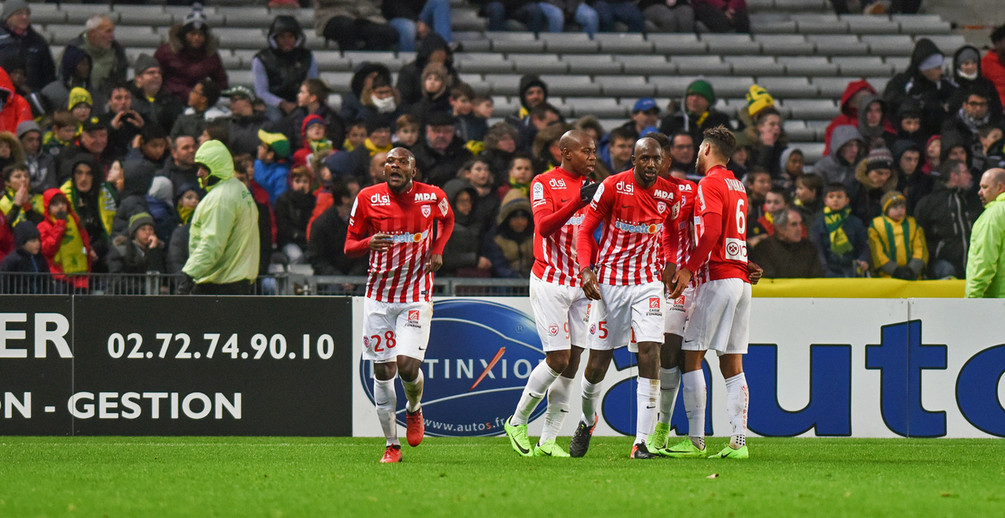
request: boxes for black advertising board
[0,296,353,436]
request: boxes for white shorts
[530,274,590,352]
[682,278,751,356]
[362,298,433,363]
[665,285,696,336]
[588,282,664,351]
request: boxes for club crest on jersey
[671,201,680,220]
[363,335,370,349]
[421,205,431,217]
[370,193,391,206]
[653,189,674,201]
[549,178,567,189]
[657,201,667,214]
[438,197,449,216]
[548,324,559,336]
[589,323,597,335]
[415,192,437,202]
[615,181,634,195]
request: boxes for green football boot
[664,438,707,458]
[647,422,670,455]
[709,444,749,459]
[534,438,571,457]
[504,416,532,457]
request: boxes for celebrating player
[503,130,600,458]
[667,126,759,459]
[572,137,678,459]
[345,147,455,463]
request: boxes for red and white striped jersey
[347,181,454,302]
[580,169,677,286]
[666,176,699,271]
[530,167,590,286]
[692,165,749,284]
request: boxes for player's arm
[343,197,387,257]
[428,194,455,272]
[576,181,611,300]
[671,184,724,298]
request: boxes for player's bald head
[388,147,414,161]
[559,129,594,151]
[634,136,661,156]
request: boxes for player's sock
[374,378,399,446]
[540,375,574,445]
[682,370,706,450]
[401,370,424,413]
[724,372,749,449]
[635,377,659,444]
[581,378,602,426]
[658,366,681,426]
[511,362,560,426]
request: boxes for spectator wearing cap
[128,54,184,137]
[868,190,928,280]
[326,118,392,181]
[292,114,333,168]
[914,159,981,279]
[277,78,346,153]
[948,45,1002,118]
[693,0,749,33]
[0,221,50,294]
[170,77,228,140]
[736,83,774,134]
[255,129,293,205]
[848,148,898,224]
[154,5,228,103]
[252,16,319,122]
[18,121,56,192]
[383,0,453,53]
[40,46,92,116]
[224,86,268,157]
[0,66,31,134]
[63,15,127,97]
[660,80,732,147]
[413,111,473,186]
[55,117,113,180]
[639,0,694,33]
[617,97,659,141]
[981,25,1005,111]
[396,33,459,108]
[67,87,93,135]
[0,0,55,92]
[314,0,398,53]
[823,80,877,156]
[884,38,953,138]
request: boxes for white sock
[581,378,602,426]
[401,369,424,413]
[682,370,706,449]
[512,362,560,425]
[373,378,399,446]
[725,372,749,449]
[541,375,574,444]
[635,377,660,444]
[658,367,681,426]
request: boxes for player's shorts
[362,297,433,363]
[530,274,590,352]
[682,278,751,356]
[587,282,664,351]
[665,285,696,336]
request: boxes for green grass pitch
[1,437,1003,517]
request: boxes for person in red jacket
[824,80,878,156]
[36,188,94,291]
[153,5,228,102]
[0,67,31,134]
[981,24,1005,111]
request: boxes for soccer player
[345,147,455,463]
[667,126,758,459]
[572,136,678,459]
[504,130,600,458]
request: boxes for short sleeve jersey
[589,169,677,285]
[665,175,699,269]
[531,166,589,286]
[348,181,453,302]
[694,164,749,283]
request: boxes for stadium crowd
[0,0,1003,295]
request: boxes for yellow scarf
[178,204,195,225]
[364,138,392,157]
[52,214,89,274]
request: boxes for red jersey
[686,165,749,283]
[530,166,590,286]
[346,181,455,303]
[663,176,699,271]
[577,169,676,286]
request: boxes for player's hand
[669,267,692,299]
[427,253,443,272]
[747,261,763,285]
[662,262,677,293]
[579,181,600,205]
[580,267,602,300]
[369,234,392,251]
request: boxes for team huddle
[348,126,760,463]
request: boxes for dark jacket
[254,16,314,104]
[660,108,733,147]
[947,45,1004,117]
[0,221,50,293]
[750,235,825,278]
[112,160,156,237]
[228,112,269,157]
[913,181,982,277]
[883,38,954,136]
[483,193,534,278]
[64,32,128,96]
[128,82,185,136]
[412,136,474,187]
[0,23,55,91]
[809,211,870,277]
[340,62,392,123]
[396,33,458,107]
[154,22,228,102]
[275,103,346,152]
[166,223,189,274]
[439,181,484,275]
[307,203,367,275]
[274,189,316,248]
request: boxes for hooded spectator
[883,38,954,137]
[154,5,229,102]
[815,125,864,186]
[40,46,91,115]
[396,33,458,107]
[948,44,1002,117]
[0,66,31,133]
[252,16,319,121]
[824,80,876,156]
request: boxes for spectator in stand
[639,0,694,33]
[894,97,927,151]
[1,163,42,227]
[948,45,1002,117]
[451,83,488,144]
[0,221,50,294]
[439,180,490,277]
[497,152,535,199]
[128,55,184,137]
[171,77,228,140]
[112,159,157,238]
[738,83,774,132]
[942,87,1001,166]
[393,114,422,148]
[747,186,788,247]
[727,130,751,179]
[397,34,458,108]
[965,167,1005,297]
[343,120,368,152]
[255,130,293,205]
[618,97,660,141]
[292,115,334,169]
[307,182,367,277]
[914,159,981,279]
[746,106,787,179]
[824,80,876,156]
[101,82,143,161]
[660,80,732,147]
[538,1,600,37]
[884,39,953,138]
[744,167,771,227]
[154,5,228,103]
[64,15,127,97]
[55,118,113,182]
[693,0,749,33]
[598,126,634,175]
[280,79,346,153]
[107,212,166,289]
[146,176,179,245]
[341,63,392,124]
[923,134,941,174]
[480,121,520,187]
[274,166,316,264]
[58,155,115,270]
[483,190,534,278]
[981,24,1005,112]
[868,190,927,279]
[750,207,824,278]
[777,147,804,190]
[0,0,55,92]
[573,115,605,148]
[669,131,697,178]
[409,63,452,125]
[37,188,94,292]
[0,67,31,134]
[233,154,276,278]
[592,0,645,32]
[314,0,399,52]
[124,125,169,170]
[359,75,406,128]
[222,86,267,157]
[940,132,973,172]
[384,0,453,53]
[413,111,473,186]
[326,118,392,181]
[793,172,823,224]
[0,53,46,118]
[849,148,898,225]
[531,122,569,174]
[252,16,318,122]
[454,157,501,229]
[40,46,91,118]
[506,74,549,131]
[815,125,864,186]
[481,1,547,33]
[857,94,897,153]
[892,139,931,214]
[18,121,55,193]
[166,184,201,274]
[810,183,870,278]
[162,136,199,197]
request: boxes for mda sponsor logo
[360,299,545,437]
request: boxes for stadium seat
[320,72,354,94]
[619,55,673,75]
[454,53,514,74]
[594,33,651,54]
[799,142,826,163]
[837,15,896,35]
[779,99,840,120]
[647,33,708,55]
[62,4,114,24]
[794,15,848,35]
[726,56,785,76]
[809,35,869,56]
[452,8,487,32]
[832,56,893,77]
[898,18,953,35]
[670,55,731,76]
[861,35,916,57]
[228,69,254,86]
[691,76,750,98]
[219,50,242,69]
[783,120,816,141]
[540,33,598,54]
[755,76,817,99]
[491,96,519,115]
[564,97,624,118]
[511,54,567,74]
[776,0,829,10]
[538,75,602,97]
[312,51,353,72]
[216,7,275,28]
[484,74,522,96]
[754,34,810,56]
[782,56,838,76]
[231,49,257,69]
[30,4,66,25]
[812,77,865,98]
[163,5,226,26]
[703,34,757,55]
[565,55,622,75]
[596,76,655,98]
[210,28,269,50]
[916,35,966,54]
